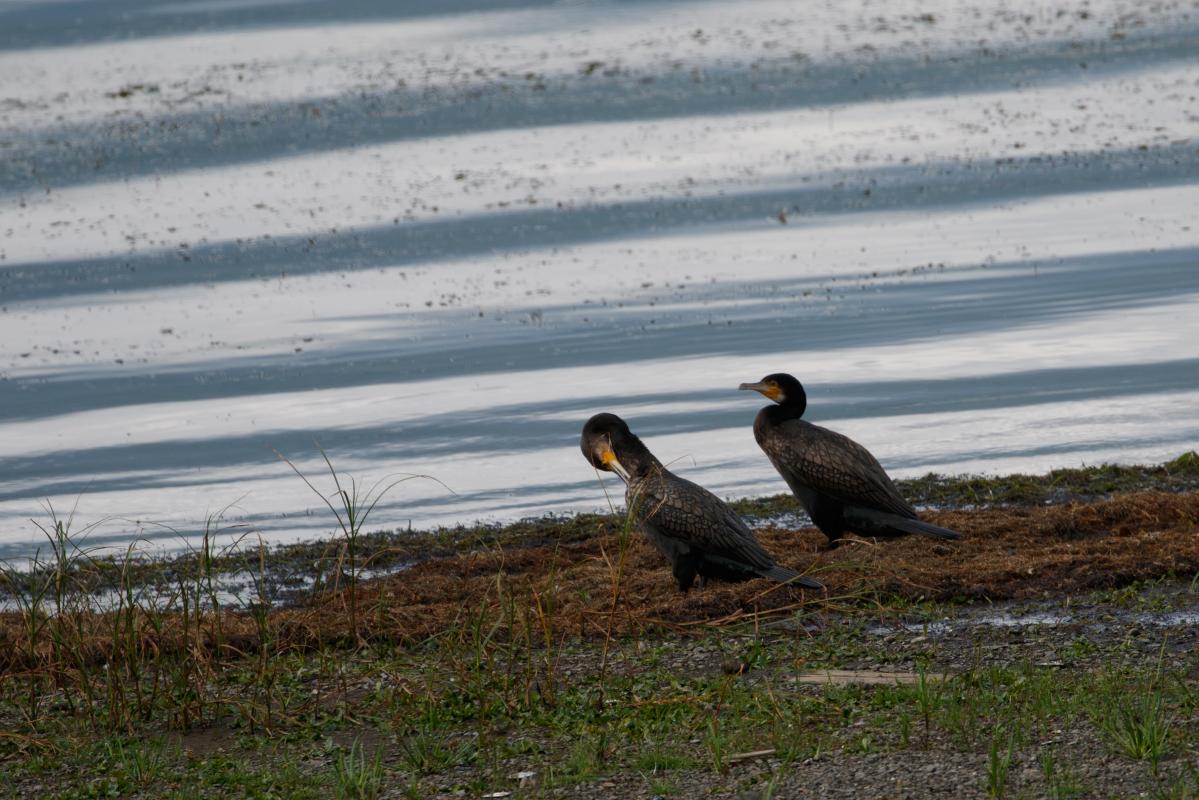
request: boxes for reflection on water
[1,0,1198,559]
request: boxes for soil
[403,574,1199,799]
[393,578,1199,800]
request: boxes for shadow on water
[2,235,1197,423]
[3,25,1197,192]
[4,141,1198,306]
[0,0,574,51]
[3,420,1193,563]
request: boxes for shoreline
[3,452,1196,609]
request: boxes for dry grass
[2,490,1197,676]
[346,489,1199,639]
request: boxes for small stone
[721,655,746,675]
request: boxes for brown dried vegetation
[350,489,1199,639]
[2,490,1196,678]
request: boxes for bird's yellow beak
[600,449,631,481]
[738,381,781,401]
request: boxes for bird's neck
[617,437,661,480]
[765,393,806,424]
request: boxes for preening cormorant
[580,412,823,592]
[739,373,961,547]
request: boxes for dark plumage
[580,412,822,592]
[739,373,961,547]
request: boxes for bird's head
[580,412,635,481]
[738,372,804,405]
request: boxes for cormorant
[580,412,822,592]
[739,373,961,547]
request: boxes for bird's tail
[855,508,961,541]
[762,565,824,590]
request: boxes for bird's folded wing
[630,471,776,571]
[770,421,917,518]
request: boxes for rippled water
[2,0,1198,559]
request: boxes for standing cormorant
[581,413,822,592]
[739,373,961,547]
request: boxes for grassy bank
[3,455,1199,798]
[6,606,1199,799]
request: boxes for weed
[1097,687,1172,767]
[332,737,385,800]
[401,774,425,800]
[275,445,450,646]
[596,488,641,701]
[640,771,678,796]
[98,735,171,789]
[851,732,874,753]
[1065,636,1096,662]
[562,733,608,782]
[986,728,1015,798]
[898,711,911,748]
[761,769,784,800]
[1151,772,1199,800]
[633,747,690,773]
[398,726,477,775]
[914,663,945,744]
[2,500,106,726]
[704,716,726,773]
[1041,751,1086,800]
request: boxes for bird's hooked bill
[739,381,781,401]
[601,449,631,481]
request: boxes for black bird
[739,373,961,547]
[580,413,822,592]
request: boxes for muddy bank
[6,486,1197,674]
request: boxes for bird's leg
[672,556,699,593]
[697,574,708,591]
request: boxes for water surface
[2,0,1197,559]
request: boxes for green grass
[3,627,1198,797]
[331,738,384,800]
[1041,751,1087,800]
[1151,772,1199,800]
[1096,686,1173,767]
[396,725,477,775]
[985,728,1015,798]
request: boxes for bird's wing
[765,419,916,517]
[628,468,776,572]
